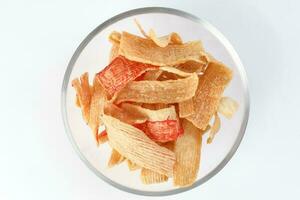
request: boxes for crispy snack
[109,43,120,62]
[134,18,148,38]
[173,120,203,187]
[134,120,183,143]
[159,66,193,77]
[140,142,174,184]
[218,97,239,118]
[176,58,208,74]
[148,29,182,47]
[207,113,221,144]
[88,77,106,143]
[98,130,108,144]
[115,73,199,104]
[97,56,158,97]
[102,114,175,177]
[75,95,80,107]
[143,70,162,80]
[127,160,141,171]
[178,98,195,118]
[186,62,232,130]
[108,149,125,168]
[72,72,92,124]
[108,31,121,43]
[120,103,177,121]
[119,31,205,66]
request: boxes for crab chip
[186,61,233,130]
[119,31,206,66]
[218,97,239,119]
[207,113,221,144]
[178,98,195,118]
[108,31,121,44]
[72,72,92,124]
[173,119,203,187]
[97,56,158,97]
[127,159,141,171]
[108,149,125,168]
[102,114,175,177]
[140,142,174,184]
[88,77,106,144]
[115,73,199,104]
[109,43,120,62]
[148,28,182,47]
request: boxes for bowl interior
[63,9,249,195]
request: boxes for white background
[0,0,299,199]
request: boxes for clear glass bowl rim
[61,6,250,196]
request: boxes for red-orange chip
[135,119,183,143]
[97,56,158,96]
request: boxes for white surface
[0,0,299,199]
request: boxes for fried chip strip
[159,66,193,77]
[97,56,158,97]
[178,99,195,118]
[127,160,141,171]
[207,113,221,144]
[176,59,208,74]
[148,29,182,47]
[186,62,232,130]
[102,115,175,177]
[108,149,125,168]
[143,70,162,80]
[140,142,174,184]
[134,18,149,38]
[218,97,239,119]
[72,72,92,124]
[88,77,106,143]
[119,31,205,66]
[109,43,120,62]
[115,73,198,104]
[108,31,121,44]
[173,120,202,187]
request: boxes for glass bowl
[61,7,250,196]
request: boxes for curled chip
[109,43,120,62]
[88,77,106,144]
[143,70,162,80]
[119,31,205,66]
[127,160,141,171]
[72,73,92,124]
[97,56,158,97]
[218,97,239,118]
[148,29,182,47]
[108,31,121,44]
[115,73,199,104]
[178,98,195,118]
[173,120,203,187]
[134,120,183,143]
[141,168,168,184]
[186,62,232,130]
[102,114,175,177]
[108,149,125,168]
[207,113,221,144]
[134,18,149,38]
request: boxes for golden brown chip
[120,103,177,121]
[176,58,208,74]
[75,95,80,107]
[88,77,106,143]
[134,19,148,38]
[218,97,239,119]
[72,72,92,124]
[115,73,198,104]
[119,31,205,66]
[102,114,175,177]
[140,142,174,184]
[108,149,125,168]
[159,66,193,77]
[108,31,121,44]
[148,29,182,47]
[109,43,120,62]
[178,98,195,118]
[207,113,221,144]
[141,168,168,184]
[186,62,232,130]
[127,160,141,171]
[173,119,203,187]
[143,70,162,80]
